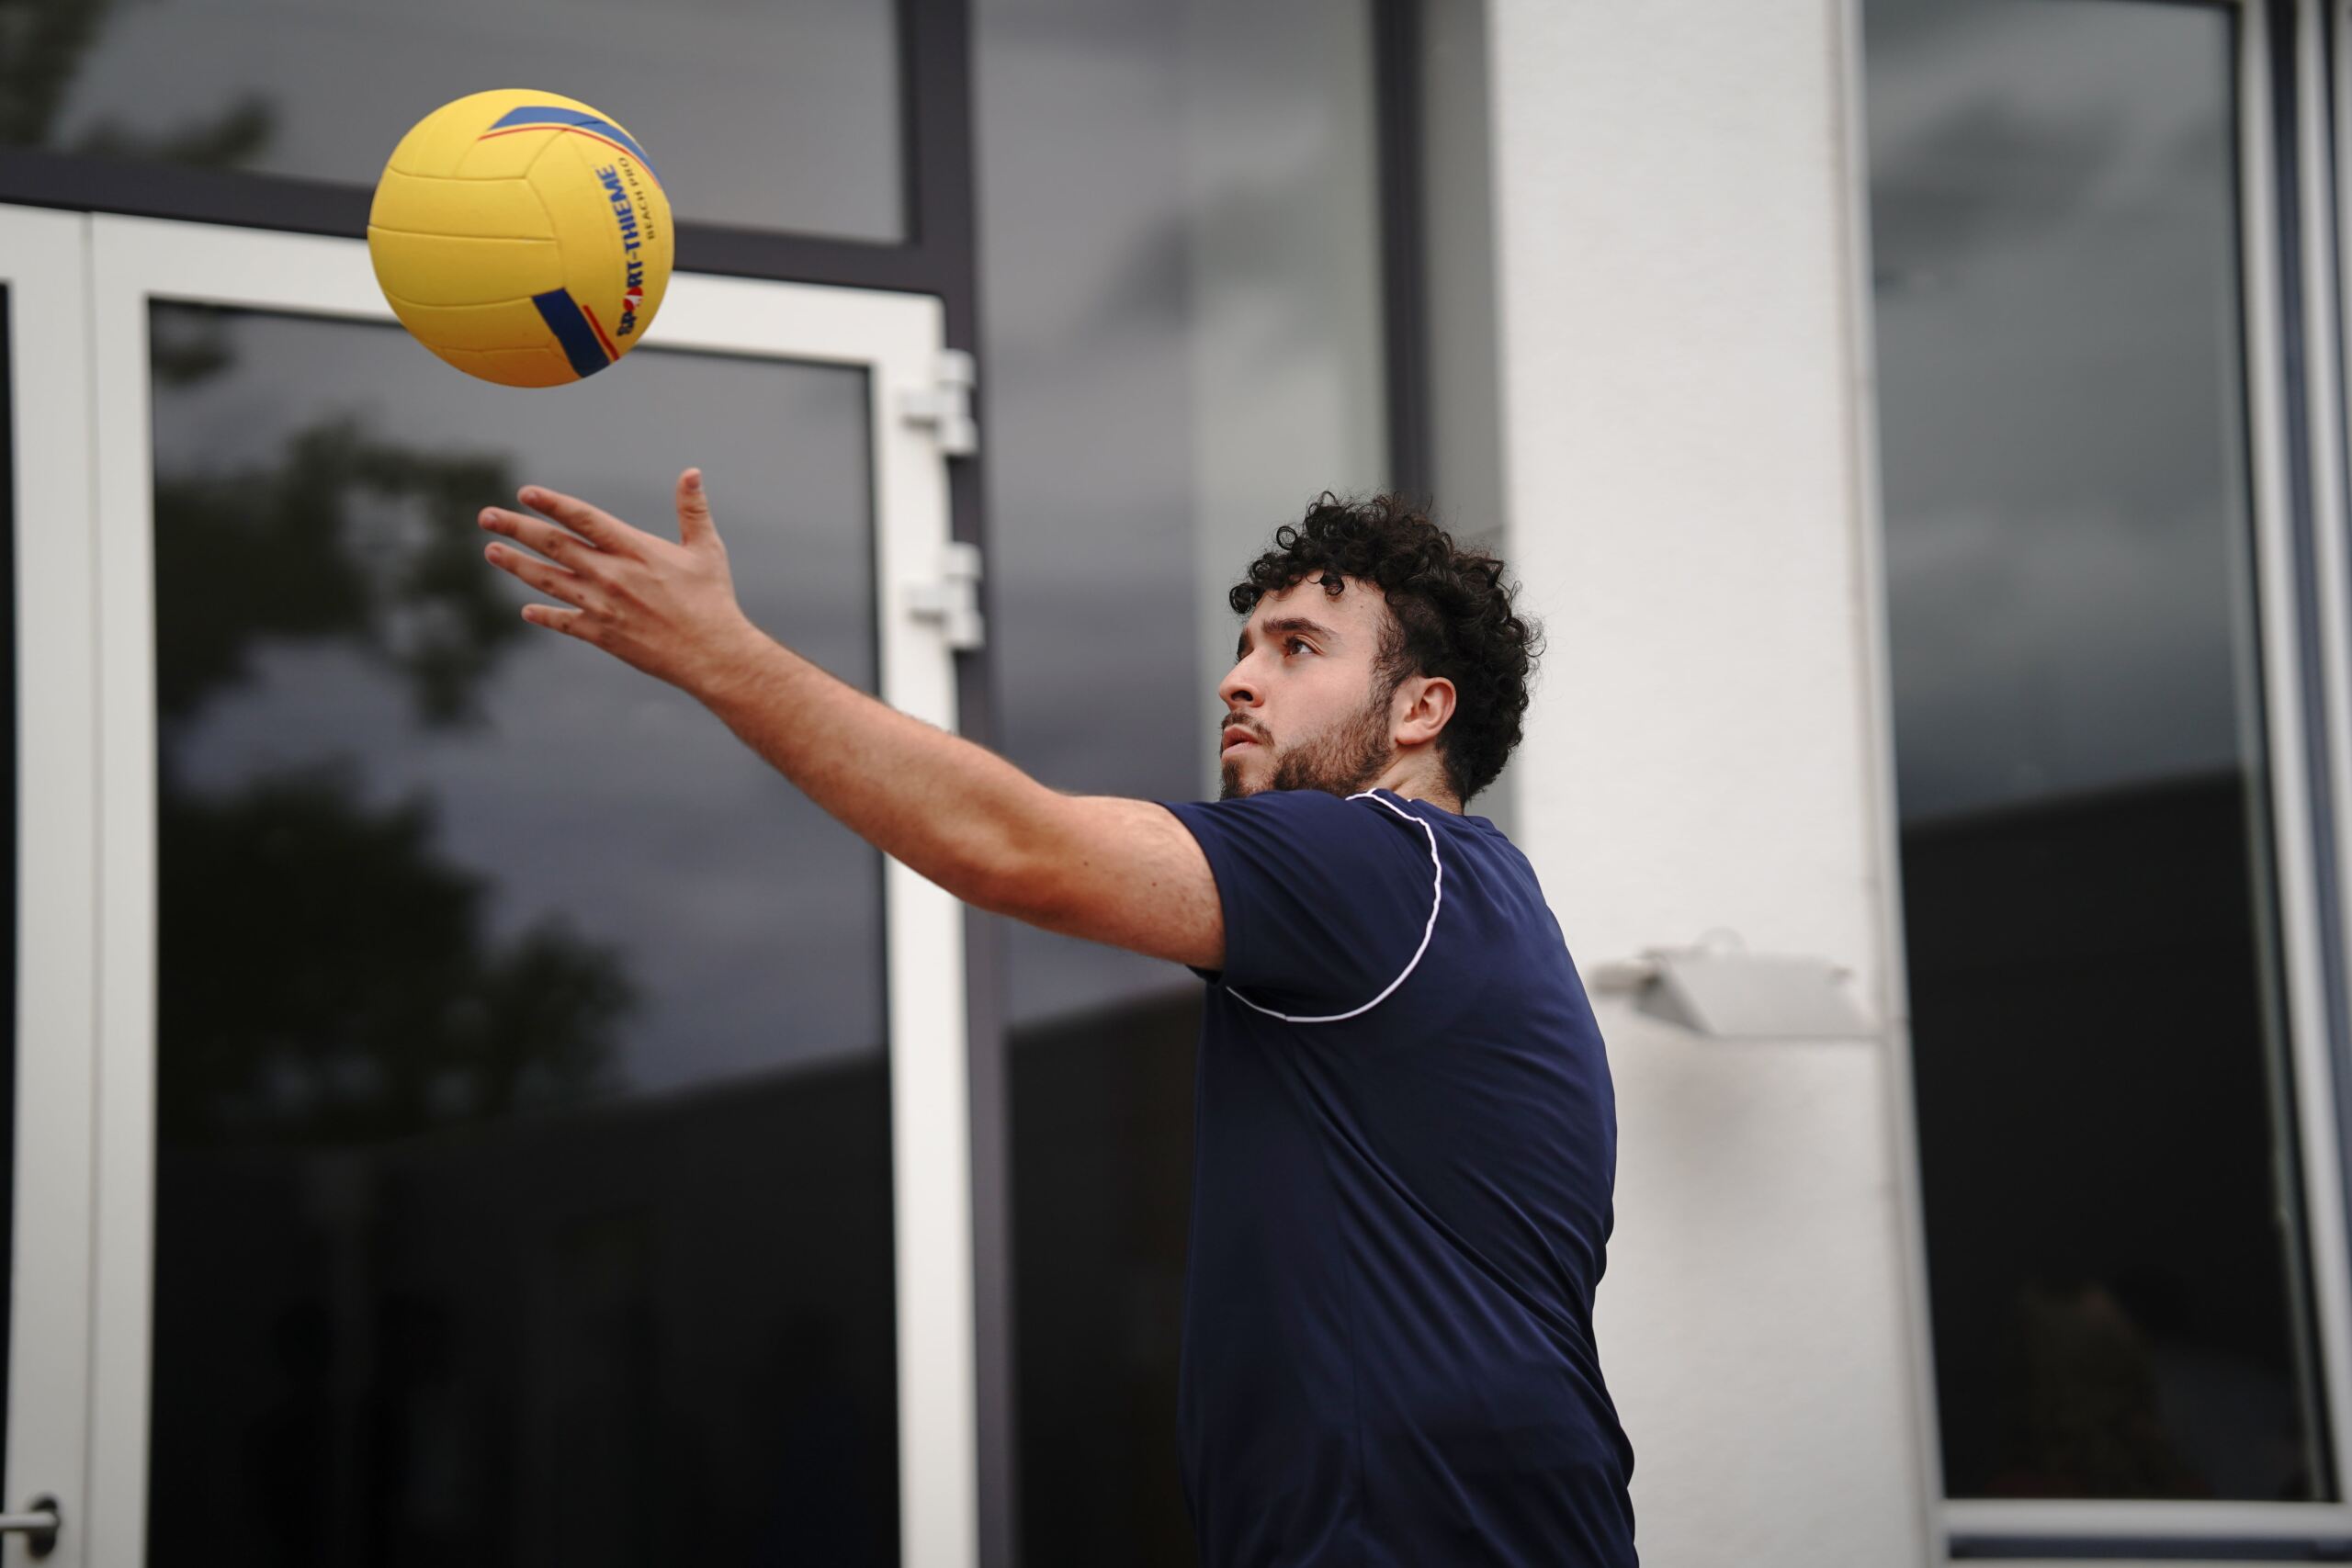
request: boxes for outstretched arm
[477,469,1224,970]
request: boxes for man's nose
[1218,660,1258,710]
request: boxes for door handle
[0,1495,59,1559]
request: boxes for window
[141,300,902,1563]
[1865,0,2352,1542]
[3,0,907,241]
[974,0,1390,1558]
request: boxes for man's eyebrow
[1237,615,1341,658]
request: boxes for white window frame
[0,209,979,1568]
[0,203,104,1568]
[1849,0,2352,1555]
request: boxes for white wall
[1482,2,1935,1564]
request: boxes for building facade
[1,1,2348,1565]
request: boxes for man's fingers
[521,603,594,638]
[519,484,635,552]
[484,539,594,609]
[480,506,586,564]
[675,468,717,547]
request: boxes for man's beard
[1219,679,1396,801]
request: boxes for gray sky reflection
[1866,0,2255,824]
[157,310,888,1092]
[977,0,1388,1026]
[44,0,900,240]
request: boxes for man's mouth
[1221,726,1262,756]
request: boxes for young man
[477,472,1638,1566]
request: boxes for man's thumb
[677,468,717,545]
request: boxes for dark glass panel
[4,0,904,241]
[144,303,899,1564]
[975,0,1388,1560]
[1865,0,2332,1501]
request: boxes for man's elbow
[947,833,1062,926]
[944,790,1084,923]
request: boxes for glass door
[45,212,976,1568]
[0,204,103,1568]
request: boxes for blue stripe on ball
[489,107,661,181]
[530,289,613,380]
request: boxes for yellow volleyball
[367,89,673,389]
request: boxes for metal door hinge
[900,350,978,457]
[908,540,985,651]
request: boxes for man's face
[1216,576,1399,801]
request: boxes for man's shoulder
[1167,785,1438,842]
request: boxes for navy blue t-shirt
[1158,786,1636,1568]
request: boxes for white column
[1483,3,1933,1564]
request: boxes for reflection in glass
[2,0,903,242]
[975,0,1387,1560]
[1865,0,2331,1500]
[145,305,899,1564]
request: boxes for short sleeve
[1158,788,1442,1021]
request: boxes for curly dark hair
[1230,492,1541,804]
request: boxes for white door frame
[67,212,977,1568]
[0,204,103,1568]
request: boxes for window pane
[6,0,903,242]
[144,305,899,1562]
[1864,0,2333,1501]
[976,0,1388,1559]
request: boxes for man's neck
[1369,757,1461,814]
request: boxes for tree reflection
[159,762,630,1147]
[153,403,533,729]
[0,0,276,166]
[153,306,632,1145]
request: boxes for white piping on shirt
[1227,790,1444,1025]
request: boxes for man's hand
[478,468,763,697]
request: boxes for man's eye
[1285,637,1312,656]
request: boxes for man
[477,471,1638,1566]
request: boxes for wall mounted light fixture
[1588,931,1878,1041]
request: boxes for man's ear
[1394,674,1457,747]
